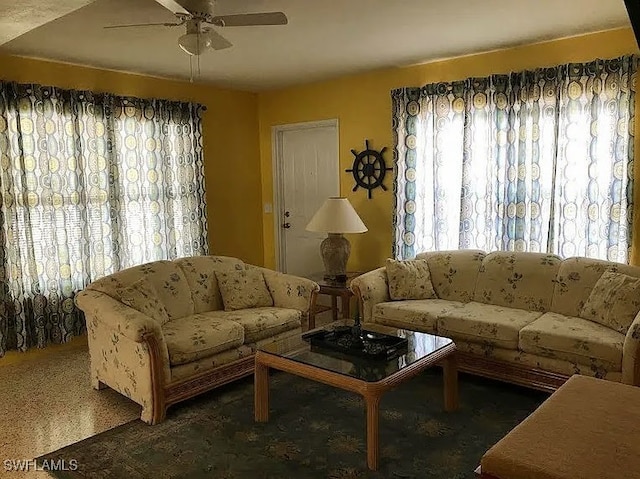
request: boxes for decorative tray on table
[303,325,408,360]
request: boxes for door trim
[271,118,340,272]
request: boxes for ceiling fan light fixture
[178,32,211,55]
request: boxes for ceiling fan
[105,0,288,56]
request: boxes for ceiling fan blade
[153,0,190,15]
[104,22,183,29]
[210,12,288,27]
[203,29,233,50]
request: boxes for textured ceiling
[0,0,632,90]
[0,0,94,45]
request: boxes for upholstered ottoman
[479,375,640,479]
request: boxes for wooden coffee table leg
[254,361,270,422]
[365,394,381,470]
[331,295,338,321]
[443,353,459,412]
[342,292,351,319]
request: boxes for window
[392,56,637,263]
[0,82,208,354]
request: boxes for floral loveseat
[75,255,319,424]
[351,250,640,390]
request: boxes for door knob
[284,211,290,217]
[282,222,291,229]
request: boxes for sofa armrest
[76,289,172,423]
[350,267,389,323]
[623,312,640,386]
[76,289,164,342]
[250,266,320,313]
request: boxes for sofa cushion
[224,307,302,343]
[520,312,624,369]
[580,271,640,335]
[386,258,437,300]
[215,269,274,311]
[551,257,640,318]
[373,299,464,333]
[473,251,561,311]
[417,250,485,302]
[174,256,245,313]
[438,302,544,349]
[89,260,195,320]
[162,313,245,366]
[116,277,170,326]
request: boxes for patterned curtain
[392,55,637,262]
[0,82,208,355]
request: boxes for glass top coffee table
[254,320,458,471]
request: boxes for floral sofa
[75,255,319,424]
[351,250,640,390]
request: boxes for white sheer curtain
[392,56,636,262]
[0,82,209,355]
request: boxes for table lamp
[306,197,367,281]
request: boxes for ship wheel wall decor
[346,139,393,199]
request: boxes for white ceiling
[0,0,632,91]
[0,0,94,45]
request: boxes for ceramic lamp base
[320,233,350,280]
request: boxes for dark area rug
[39,370,546,479]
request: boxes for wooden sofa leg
[141,404,167,425]
[140,332,168,425]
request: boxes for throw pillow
[215,269,274,311]
[386,258,437,301]
[116,278,171,326]
[581,270,640,334]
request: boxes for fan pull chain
[196,29,201,79]
[186,22,207,83]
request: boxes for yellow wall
[1,27,639,272]
[258,27,640,271]
[0,55,264,265]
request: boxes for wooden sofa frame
[143,333,255,424]
[142,325,570,425]
[127,291,319,424]
[350,284,605,394]
[138,282,640,423]
[456,351,568,393]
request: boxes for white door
[274,120,339,277]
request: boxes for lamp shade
[306,197,368,234]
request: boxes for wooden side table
[308,272,361,329]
